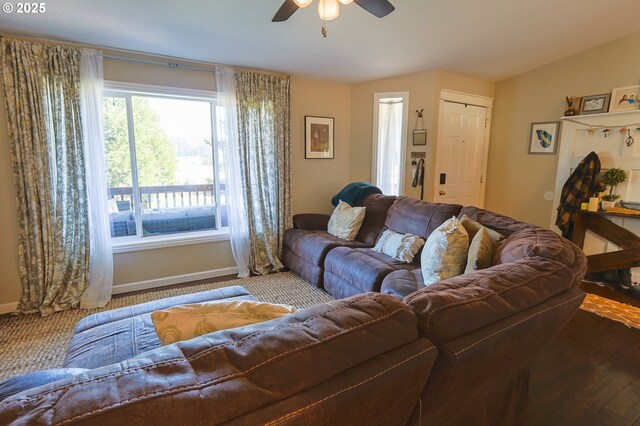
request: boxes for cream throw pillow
[421,216,470,286]
[327,200,366,241]
[372,229,425,263]
[151,300,297,345]
[465,227,493,273]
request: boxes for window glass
[103,89,222,240]
[103,96,137,238]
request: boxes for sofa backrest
[403,210,587,425]
[355,194,398,245]
[384,197,463,240]
[0,294,437,425]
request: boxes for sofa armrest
[293,213,330,230]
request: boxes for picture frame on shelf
[305,116,334,159]
[529,121,559,155]
[578,93,611,115]
[610,85,640,112]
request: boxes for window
[103,84,227,242]
[372,92,409,196]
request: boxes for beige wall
[350,70,494,201]
[0,51,350,307]
[291,77,352,215]
[487,30,640,227]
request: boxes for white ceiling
[1,0,639,83]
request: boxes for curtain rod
[0,33,288,77]
[102,53,215,72]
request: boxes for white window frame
[371,92,410,195]
[103,81,229,253]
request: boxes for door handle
[439,190,446,196]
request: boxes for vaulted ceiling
[1,0,639,83]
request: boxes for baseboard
[0,302,18,315]
[112,267,239,295]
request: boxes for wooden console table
[571,211,640,273]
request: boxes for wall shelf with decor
[550,109,640,281]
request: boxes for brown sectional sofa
[0,195,586,425]
[282,195,587,424]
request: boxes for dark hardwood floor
[521,283,640,425]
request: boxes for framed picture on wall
[610,85,640,112]
[578,93,611,115]
[529,121,560,155]
[305,116,334,159]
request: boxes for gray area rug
[0,272,335,381]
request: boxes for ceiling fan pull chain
[322,23,328,37]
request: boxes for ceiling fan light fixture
[338,0,353,4]
[318,0,340,20]
[293,0,313,8]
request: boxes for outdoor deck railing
[108,184,225,210]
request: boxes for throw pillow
[327,200,366,241]
[151,300,297,345]
[372,229,425,263]
[421,216,470,286]
[465,227,493,273]
[459,215,505,244]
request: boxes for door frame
[372,91,410,195]
[434,90,494,207]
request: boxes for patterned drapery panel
[234,71,292,275]
[1,39,89,316]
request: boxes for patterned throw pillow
[421,216,470,286]
[372,229,425,263]
[151,300,297,345]
[327,200,366,241]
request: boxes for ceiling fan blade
[272,0,300,22]
[353,0,395,18]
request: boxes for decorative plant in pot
[600,167,627,210]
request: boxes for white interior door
[434,101,487,205]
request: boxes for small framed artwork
[305,116,334,159]
[579,93,611,115]
[413,129,427,145]
[529,121,560,155]
[610,85,640,112]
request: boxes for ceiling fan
[272,0,395,33]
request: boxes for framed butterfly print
[529,121,559,155]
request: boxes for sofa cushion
[283,229,370,268]
[492,227,577,266]
[381,269,424,299]
[355,194,398,244]
[384,197,463,240]
[324,247,418,298]
[0,369,88,402]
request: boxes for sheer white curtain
[79,49,113,308]
[376,101,403,195]
[215,66,250,278]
